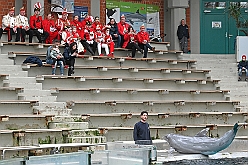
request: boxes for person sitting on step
[238,55,248,81]
[123,26,143,58]
[95,26,109,56]
[49,40,66,75]
[136,24,155,58]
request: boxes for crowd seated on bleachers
[0,2,156,58]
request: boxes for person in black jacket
[133,111,152,145]
[107,18,121,48]
[238,55,248,81]
[177,19,189,53]
[63,42,79,76]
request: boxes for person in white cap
[137,24,155,58]
[117,14,130,47]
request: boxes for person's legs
[183,36,188,53]
[97,43,102,56]
[133,43,143,53]
[52,59,57,75]
[91,41,97,54]
[58,60,64,75]
[81,40,95,55]
[43,31,49,43]
[33,29,42,43]
[102,43,109,55]
[27,29,34,43]
[15,28,21,42]
[0,28,3,40]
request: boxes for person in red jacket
[92,16,103,31]
[81,14,94,29]
[29,3,49,43]
[70,15,82,33]
[55,8,71,40]
[117,14,130,47]
[42,13,58,44]
[136,24,155,58]
[123,26,143,58]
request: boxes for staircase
[185,54,248,113]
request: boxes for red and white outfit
[103,26,114,57]
[55,9,70,40]
[85,28,95,45]
[92,22,103,31]
[95,27,109,56]
[70,20,82,33]
[42,18,58,44]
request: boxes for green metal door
[201,1,248,54]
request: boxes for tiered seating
[0,41,247,159]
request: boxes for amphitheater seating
[0,39,247,160]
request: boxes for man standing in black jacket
[177,19,189,53]
[133,111,152,145]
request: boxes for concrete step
[81,112,247,128]
[0,100,38,115]
[33,107,72,116]
[0,70,28,77]
[5,77,37,83]
[68,129,100,137]
[0,129,64,147]
[19,95,57,102]
[27,66,204,79]
[68,100,239,115]
[53,89,229,102]
[4,82,42,90]
[0,115,53,130]
[66,136,106,144]
[48,122,89,130]
[52,116,82,122]
[38,76,218,91]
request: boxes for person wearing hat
[117,14,130,47]
[103,25,115,58]
[55,8,71,40]
[0,7,21,42]
[136,24,155,58]
[43,13,58,44]
[30,4,49,43]
[95,25,109,56]
[16,7,34,43]
[238,55,248,81]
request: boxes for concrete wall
[190,0,200,54]
[91,0,100,18]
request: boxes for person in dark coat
[133,111,152,145]
[63,42,79,76]
[177,19,189,53]
[108,18,121,48]
[238,55,248,81]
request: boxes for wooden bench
[51,88,230,102]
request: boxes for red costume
[117,22,130,36]
[92,22,103,31]
[136,31,150,44]
[122,32,137,48]
[85,28,95,44]
[30,15,43,29]
[70,20,82,33]
[103,26,114,57]
[42,18,58,44]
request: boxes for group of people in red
[0,2,155,58]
